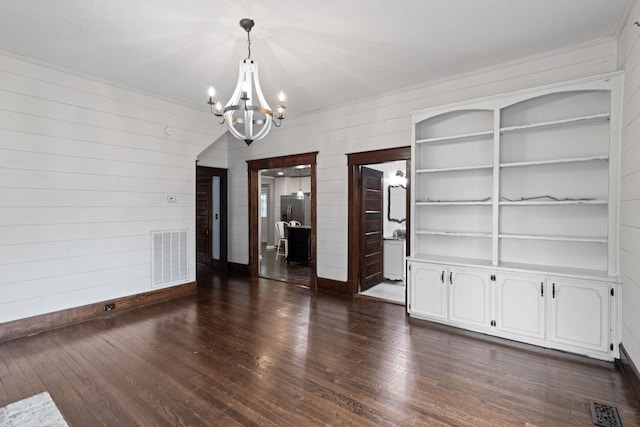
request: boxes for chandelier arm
[249,63,273,114]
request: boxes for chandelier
[207,19,286,146]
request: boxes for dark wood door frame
[195,165,228,275]
[247,152,318,293]
[347,147,411,296]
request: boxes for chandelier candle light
[207,19,286,145]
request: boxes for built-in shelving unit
[407,73,623,361]
[410,73,621,277]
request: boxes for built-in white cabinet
[407,73,622,361]
[407,260,619,360]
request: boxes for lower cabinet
[408,259,618,360]
[409,263,491,331]
[548,277,611,355]
[448,268,491,332]
[409,262,447,321]
[495,273,546,341]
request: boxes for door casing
[247,152,319,293]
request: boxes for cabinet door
[548,278,610,354]
[448,267,491,330]
[495,273,545,340]
[408,262,447,321]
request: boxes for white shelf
[416,229,492,238]
[499,233,607,243]
[416,130,493,145]
[500,155,608,169]
[408,254,494,268]
[500,113,610,134]
[499,199,607,206]
[407,256,613,280]
[497,261,612,281]
[416,164,493,174]
[416,200,493,206]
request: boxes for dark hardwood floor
[259,242,311,286]
[1,270,639,426]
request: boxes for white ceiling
[0,1,630,118]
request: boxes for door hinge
[610,288,614,297]
[610,343,614,351]
[490,274,496,282]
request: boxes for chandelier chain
[246,30,251,59]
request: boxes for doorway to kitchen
[247,152,318,292]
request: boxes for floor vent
[590,401,622,427]
[151,230,188,287]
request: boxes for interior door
[360,167,384,291]
[196,166,227,272]
[196,168,212,265]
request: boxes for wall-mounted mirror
[388,185,406,223]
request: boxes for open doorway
[347,147,411,303]
[258,165,312,285]
[247,152,318,292]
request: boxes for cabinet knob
[541,282,544,297]
[440,271,445,284]
[449,272,453,285]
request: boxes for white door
[548,277,610,354]
[495,273,545,340]
[408,262,447,321]
[448,267,491,331]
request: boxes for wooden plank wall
[0,52,223,324]
[618,0,640,375]
[223,39,618,283]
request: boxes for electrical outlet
[103,303,115,312]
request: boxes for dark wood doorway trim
[347,147,411,296]
[247,152,319,293]
[196,165,228,275]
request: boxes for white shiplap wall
[224,39,619,283]
[618,1,640,370]
[0,52,224,323]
